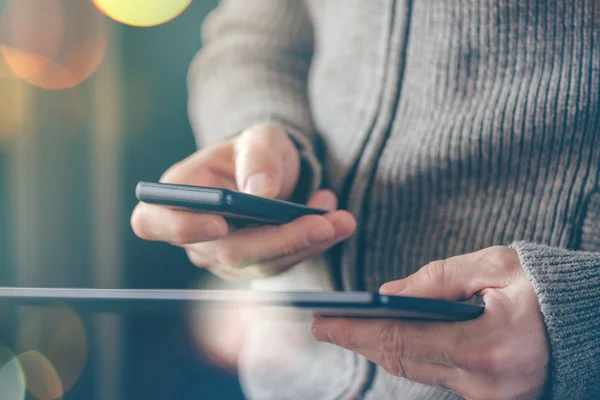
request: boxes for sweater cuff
[285,126,322,203]
[510,241,600,400]
[195,121,322,202]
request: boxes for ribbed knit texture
[188,1,600,399]
[187,0,322,194]
[511,242,600,399]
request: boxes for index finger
[311,318,466,368]
[189,210,356,268]
[131,202,229,244]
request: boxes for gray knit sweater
[187,1,600,399]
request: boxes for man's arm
[511,242,600,399]
[313,244,600,399]
[188,0,321,194]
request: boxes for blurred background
[0,0,247,398]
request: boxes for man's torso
[304,0,600,291]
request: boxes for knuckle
[485,289,511,314]
[239,126,270,148]
[297,215,331,232]
[239,125,289,155]
[484,246,519,271]
[170,219,193,244]
[333,329,358,349]
[235,137,279,172]
[280,221,320,251]
[379,352,407,378]
[471,345,507,375]
[214,242,243,267]
[325,322,355,349]
[185,248,207,268]
[376,323,402,357]
[278,237,310,258]
[421,259,447,287]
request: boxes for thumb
[233,127,288,199]
[379,247,519,301]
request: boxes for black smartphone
[135,181,327,226]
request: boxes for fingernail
[245,173,273,195]
[379,280,406,294]
[307,226,333,244]
[205,221,226,239]
[312,327,332,343]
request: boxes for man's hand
[131,124,356,280]
[311,246,550,400]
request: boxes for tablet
[0,288,484,321]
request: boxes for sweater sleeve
[510,241,600,400]
[187,0,322,195]
[238,259,371,400]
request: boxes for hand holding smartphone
[130,125,357,280]
[132,180,356,280]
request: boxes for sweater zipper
[337,0,414,398]
[333,0,402,292]
[335,0,412,293]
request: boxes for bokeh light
[17,304,87,399]
[59,88,87,132]
[16,351,63,400]
[191,301,253,371]
[0,56,29,140]
[0,0,107,89]
[0,345,26,400]
[93,0,192,27]
[188,276,252,371]
[188,276,311,372]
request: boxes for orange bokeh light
[0,0,107,89]
[17,351,63,400]
[0,56,28,140]
[17,304,87,399]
